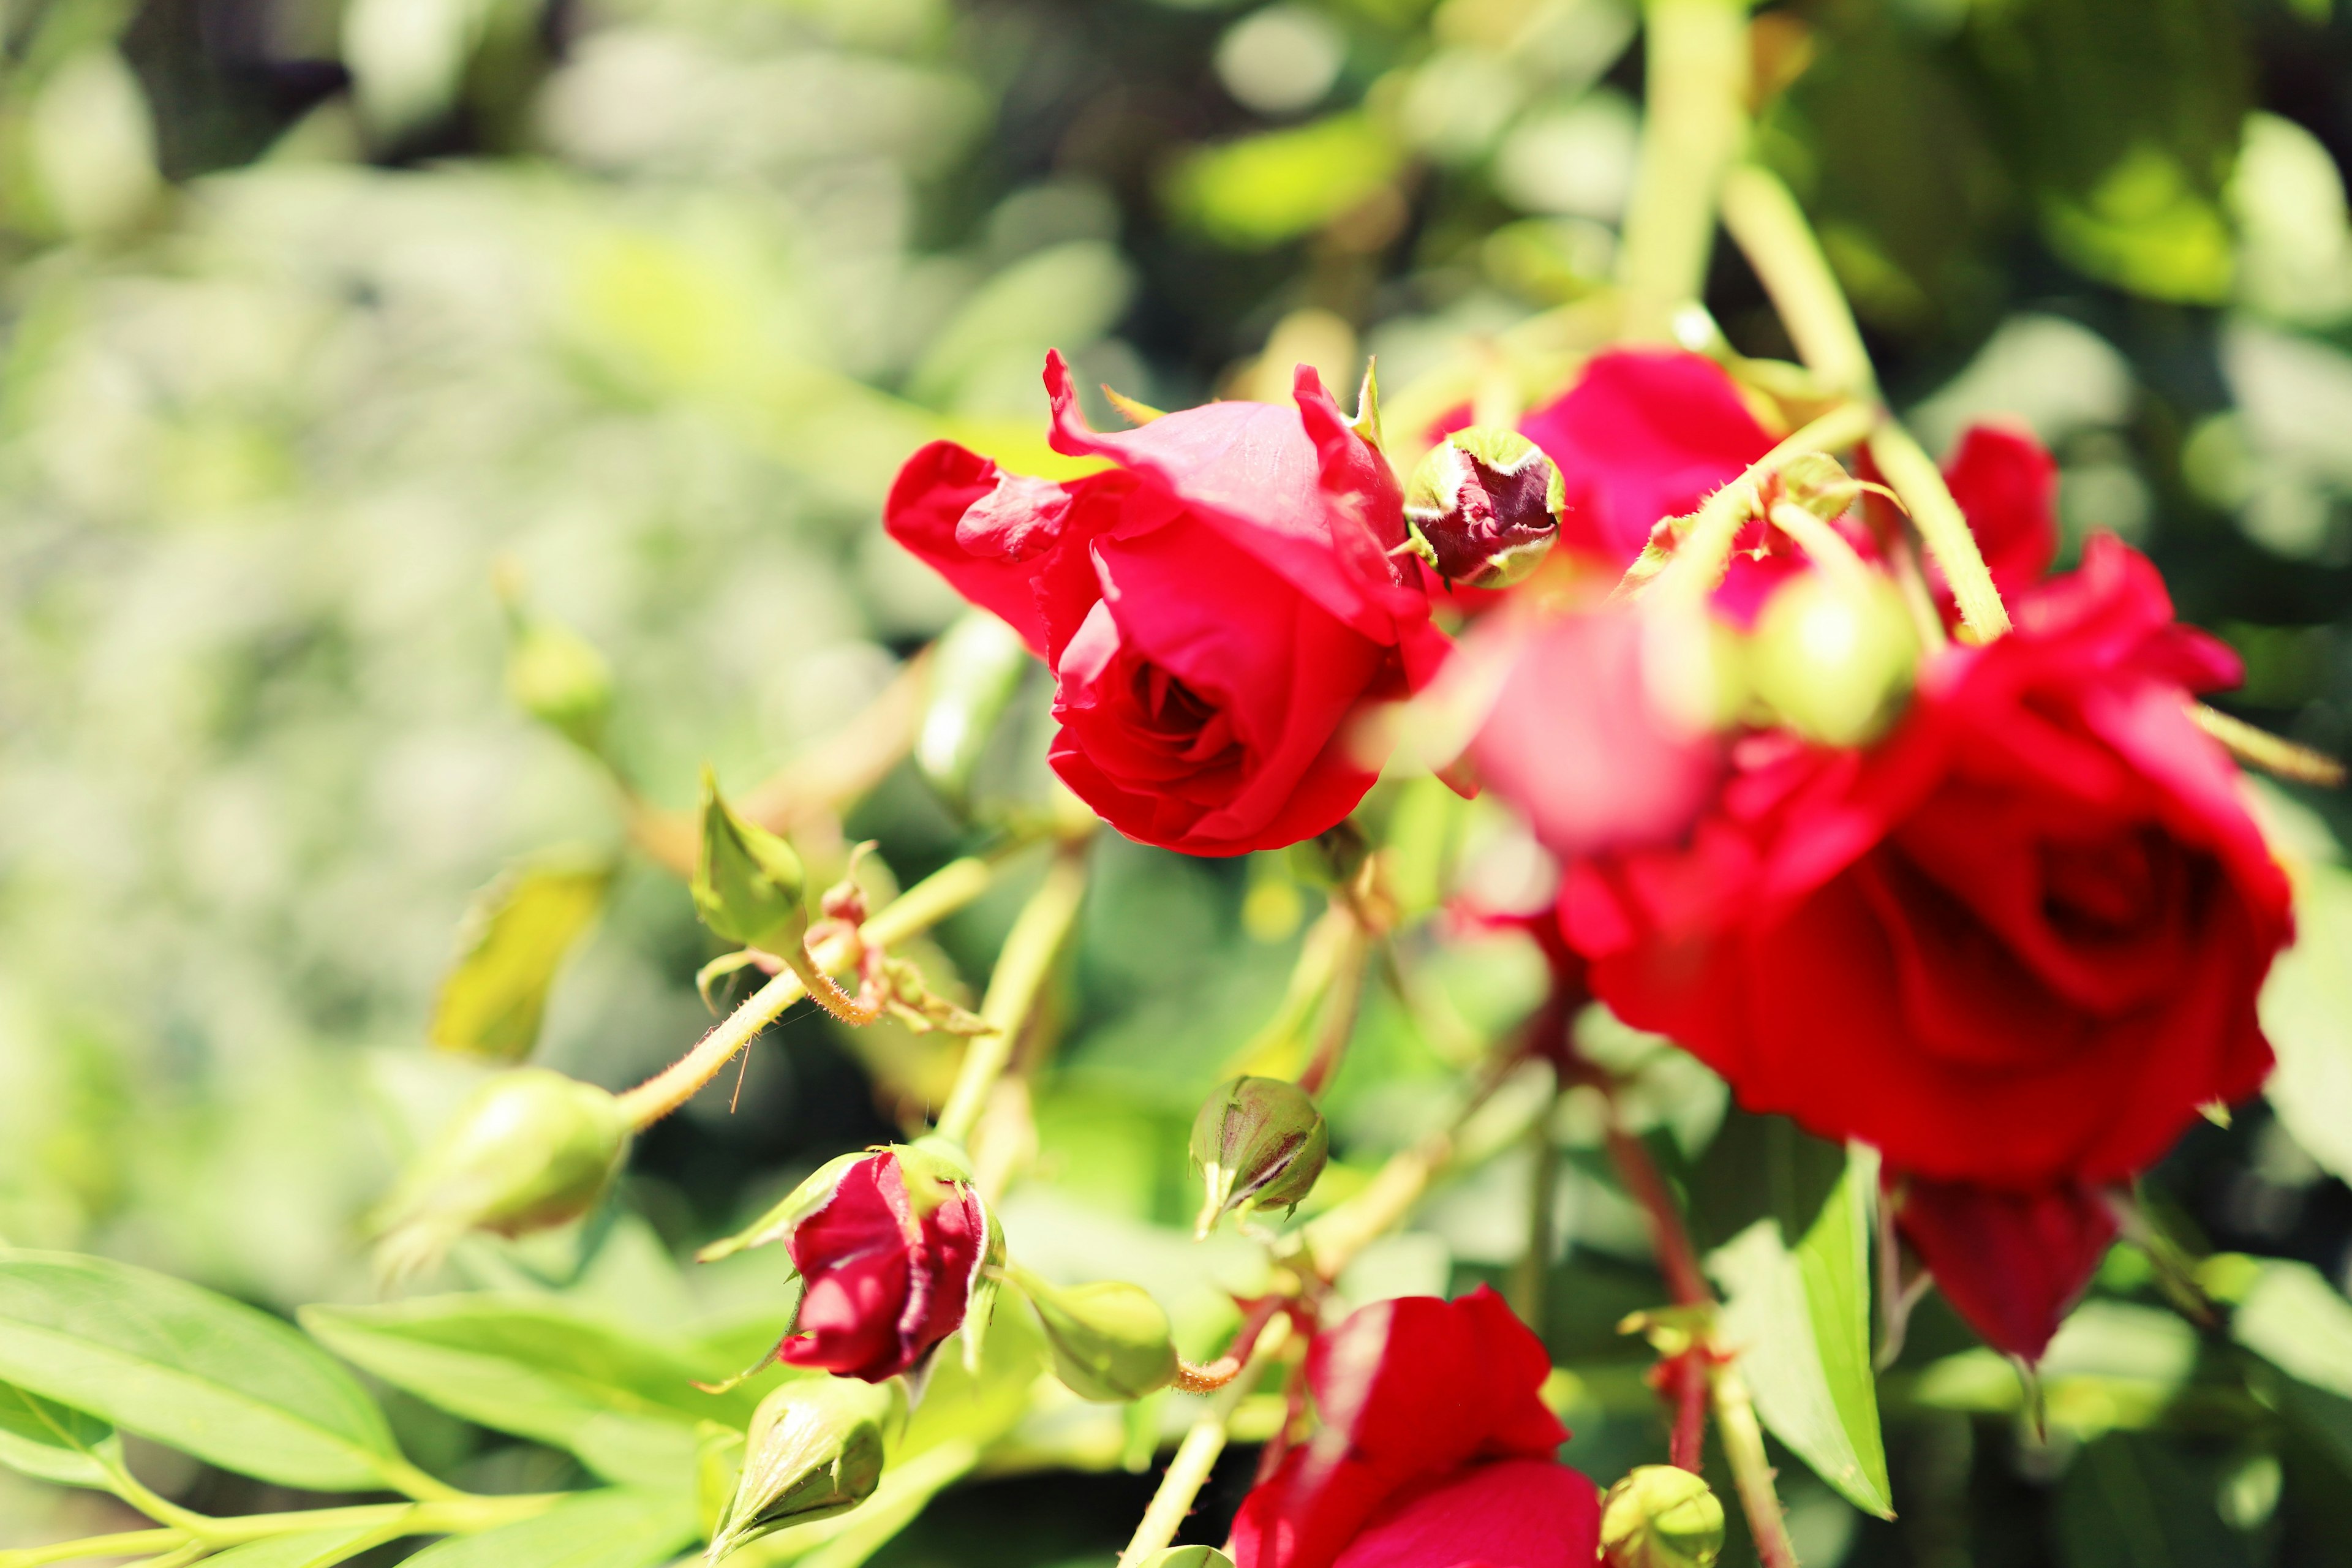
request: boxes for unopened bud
[1191,1076,1329,1237]
[1767,451,1879,524]
[1601,1465,1725,1568]
[706,1376,904,1562]
[1402,428,1563,589]
[1133,1552,1236,1568]
[371,1067,631,1279]
[1012,1268,1178,1403]
[494,568,613,755]
[693,766,809,953]
[1751,571,1918,748]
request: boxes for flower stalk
[1116,1314,1295,1568]
[935,837,1093,1146]
[1616,0,1751,341]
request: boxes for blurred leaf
[914,611,1034,804]
[2235,1259,2352,1400]
[1165,113,1403,249]
[0,1381,118,1491]
[2056,1431,2253,1568]
[1708,1145,1893,1519]
[1686,1109,1847,1254]
[429,854,616,1062]
[301,1294,769,1490]
[1966,0,2246,304]
[2262,864,2352,1186]
[898,1283,1047,1457]
[402,1489,699,1568]
[1912,1302,2197,1438]
[206,1526,402,1567]
[906,241,1135,410]
[0,1250,405,1493]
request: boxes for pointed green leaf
[0,1251,405,1493]
[0,1381,118,1491]
[402,1489,698,1568]
[429,853,615,1061]
[1708,1145,1893,1519]
[301,1294,775,1490]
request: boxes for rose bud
[692,764,809,955]
[1401,426,1564,589]
[704,1374,905,1563]
[371,1067,631,1279]
[495,569,613,755]
[1601,1465,1725,1568]
[1749,570,1918,748]
[1010,1267,1180,1403]
[1135,1551,1235,1568]
[700,1146,993,1384]
[1190,1076,1329,1238]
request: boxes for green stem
[1117,1316,1294,1566]
[933,839,1093,1146]
[1719,165,1875,398]
[1869,424,2011,643]
[1507,1090,1561,1328]
[1630,401,1879,605]
[619,849,1013,1127]
[0,1493,564,1567]
[1616,0,1751,341]
[1711,1360,1801,1568]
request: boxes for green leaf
[2233,1259,2352,1398]
[0,1381,118,1490]
[204,1525,401,1567]
[402,1490,699,1568]
[1164,114,1403,249]
[2055,1431,2253,1568]
[2261,862,2352,1188]
[429,853,616,1061]
[301,1294,772,1490]
[1708,1145,1893,1519]
[0,1251,406,1493]
[912,610,1033,804]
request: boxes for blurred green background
[6,0,2352,1562]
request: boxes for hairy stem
[618,850,1010,1126]
[1712,1359,1802,1568]
[935,839,1093,1146]
[1720,165,1874,398]
[2192,703,2348,788]
[1617,0,1750,341]
[1868,423,2011,643]
[1174,1294,1290,1395]
[1118,1316,1294,1566]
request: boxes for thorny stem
[1507,1090,1562,1329]
[1604,1119,1711,1311]
[2192,703,2348,788]
[1713,1358,1801,1568]
[1173,1294,1290,1395]
[935,838,1093,1146]
[1292,906,1371,1098]
[1118,1316,1295,1567]
[616,848,1013,1127]
[1868,423,2011,644]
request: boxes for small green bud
[1750,571,1918,748]
[1133,1552,1236,1568]
[693,765,809,953]
[1600,1466,1725,1568]
[1402,426,1564,589]
[494,567,613,753]
[372,1067,631,1279]
[1767,451,1874,524]
[706,1376,904,1562]
[1191,1076,1329,1238]
[1012,1268,1178,1403]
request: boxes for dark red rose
[1888,1174,2120,1361]
[1515,349,2057,622]
[1558,537,2292,1190]
[771,1150,987,1382]
[885,353,1448,856]
[1231,1286,1597,1568]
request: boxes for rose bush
[1230,1287,1598,1568]
[886,353,1447,855]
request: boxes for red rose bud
[704,1147,992,1384]
[1890,1175,2119,1363]
[1601,1466,1725,1568]
[1191,1075,1329,1237]
[1750,570,1918,747]
[1402,426,1563,589]
[704,1374,905,1562]
[370,1067,631,1280]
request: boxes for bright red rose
[1515,349,2057,621]
[1230,1287,1597,1568]
[1559,537,2293,1191]
[769,1150,987,1382]
[1887,1175,2119,1361]
[884,353,1447,856]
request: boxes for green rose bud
[1191,1076,1329,1238]
[1011,1267,1179,1403]
[371,1067,631,1279]
[1767,450,1875,524]
[1401,426,1564,589]
[1600,1465,1725,1568]
[1133,1551,1236,1568]
[692,765,809,954]
[706,1375,905,1562]
[1750,571,1919,748]
[494,568,613,754]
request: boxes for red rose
[768,1150,987,1382]
[1515,349,2056,620]
[1559,537,2292,1191]
[1231,1287,1597,1568]
[884,353,1447,856]
[1888,1176,2119,1360]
